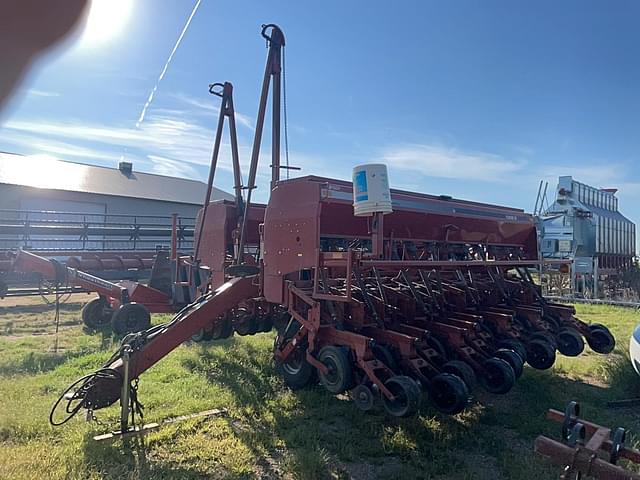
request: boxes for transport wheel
[556,328,585,357]
[526,339,556,370]
[352,384,375,411]
[497,339,527,361]
[405,375,422,400]
[318,346,354,394]
[430,373,469,415]
[201,328,215,341]
[191,328,205,342]
[191,324,216,342]
[111,303,151,335]
[372,344,399,372]
[586,325,615,354]
[274,319,316,390]
[442,360,477,391]
[81,297,113,329]
[234,315,259,336]
[479,357,515,394]
[382,375,421,417]
[531,331,558,349]
[543,314,561,332]
[258,315,274,333]
[276,344,317,390]
[494,348,524,379]
[211,316,234,340]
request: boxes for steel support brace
[120,346,132,434]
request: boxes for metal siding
[620,220,624,254]
[626,222,631,254]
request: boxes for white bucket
[630,324,640,376]
[352,163,392,217]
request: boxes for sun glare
[79,0,134,48]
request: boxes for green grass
[1,298,640,479]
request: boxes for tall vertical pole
[170,213,178,261]
[120,345,132,434]
[193,82,230,263]
[226,87,243,213]
[534,180,542,216]
[371,212,385,259]
[237,24,285,266]
[271,54,282,190]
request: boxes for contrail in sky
[136,0,203,128]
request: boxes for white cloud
[147,155,200,179]
[25,89,61,98]
[170,92,218,113]
[1,108,286,203]
[379,143,525,181]
[169,92,255,130]
[0,131,118,162]
[3,114,220,167]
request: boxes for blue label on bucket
[633,324,640,345]
[354,170,368,201]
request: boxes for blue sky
[1,0,639,223]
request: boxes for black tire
[274,320,316,390]
[258,315,274,333]
[586,325,615,354]
[318,346,354,394]
[526,339,556,370]
[352,384,375,411]
[191,328,205,342]
[201,327,215,341]
[530,331,558,349]
[479,357,515,394]
[211,316,234,340]
[111,303,151,335]
[277,347,317,390]
[234,314,259,336]
[494,348,524,379]
[556,328,585,357]
[382,375,421,417]
[429,373,469,415]
[372,344,399,372]
[542,314,561,332]
[497,339,527,361]
[81,298,112,329]
[442,360,477,391]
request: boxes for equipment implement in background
[6,79,247,334]
[50,23,616,435]
[535,401,640,479]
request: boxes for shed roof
[0,152,233,205]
